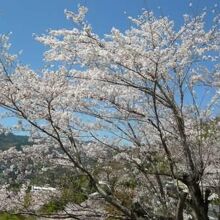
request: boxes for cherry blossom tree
[0,5,219,220]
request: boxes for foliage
[40,199,65,214]
[0,213,35,220]
[60,175,93,204]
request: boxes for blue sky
[0,0,218,69]
[0,0,218,133]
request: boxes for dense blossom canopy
[0,5,219,220]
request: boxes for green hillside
[0,133,30,151]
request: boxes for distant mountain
[0,133,30,151]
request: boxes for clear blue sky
[0,0,218,69]
[0,0,218,133]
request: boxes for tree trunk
[188,183,209,220]
[175,192,187,220]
